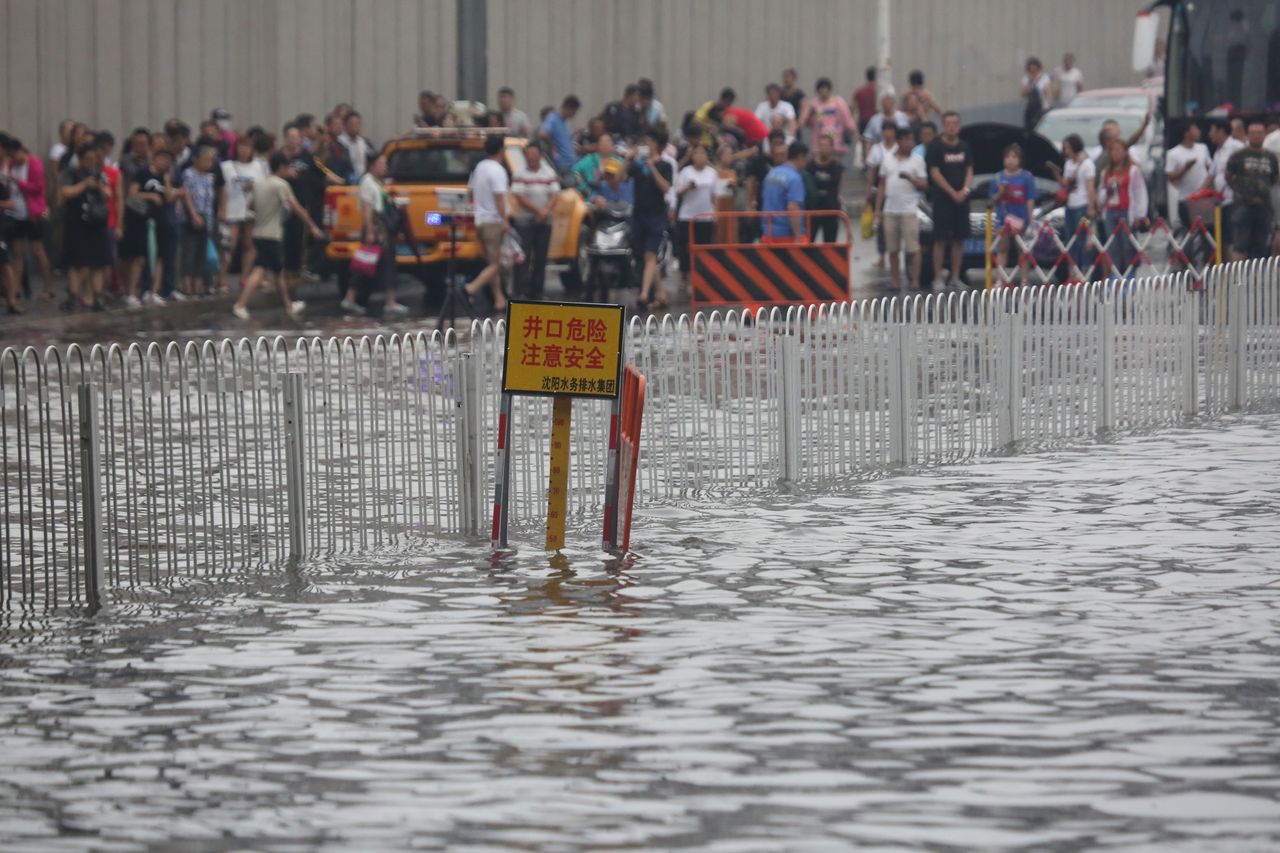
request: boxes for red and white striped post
[602,392,622,551]
[491,392,513,550]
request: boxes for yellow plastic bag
[860,204,875,240]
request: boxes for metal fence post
[1098,295,1115,434]
[899,326,916,465]
[283,373,307,560]
[888,325,910,465]
[78,384,104,612]
[1182,284,1200,418]
[455,353,484,534]
[778,333,801,482]
[1228,278,1246,410]
[997,308,1023,447]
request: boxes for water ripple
[1,415,1279,850]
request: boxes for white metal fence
[4,258,1279,611]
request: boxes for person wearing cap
[211,108,237,160]
[592,157,634,208]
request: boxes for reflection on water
[2,415,1280,850]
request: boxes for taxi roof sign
[502,301,624,399]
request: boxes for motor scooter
[585,201,634,304]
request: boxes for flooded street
[2,414,1278,850]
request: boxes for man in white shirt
[1165,123,1211,229]
[337,111,376,178]
[866,122,901,272]
[510,142,559,299]
[462,134,510,310]
[1087,118,1150,172]
[862,94,910,155]
[876,127,929,292]
[1204,121,1245,250]
[1053,53,1084,107]
[497,87,533,138]
[755,83,797,142]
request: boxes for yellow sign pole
[545,394,572,551]
[1214,205,1223,266]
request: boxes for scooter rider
[593,157,634,207]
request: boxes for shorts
[9,218,45,242]
[283,216,304,272]
[931,197,970,243]
[476,222,504,265]
[631,212,668,255]
[253,238,283,273]
[883,212,920,253]
[1230,203,1274,259]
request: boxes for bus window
[1184,1,1280,114]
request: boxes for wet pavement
[0,241,904,351]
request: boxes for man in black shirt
[780,68,806,118]
[925,111,974,290]
[806,134,846,242]
[744,130,789,242]
[627,128,673,309]
[280,124,319,284]
[1226,121,1280,261]
[602,84,643,143]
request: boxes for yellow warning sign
[502,301,624,398]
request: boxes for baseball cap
[211,107,232,121]
[603,157,624,176]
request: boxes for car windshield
[1035,113,1144,147]
[1067,92,1150,110]
[387,146,486,182]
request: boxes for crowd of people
[3,56,1280,317]
[0,109,359,317]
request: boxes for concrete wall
[488,0,1152,128]
[0,0,456,156]
[1,0,1149,156]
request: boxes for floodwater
[2,415,1279,851]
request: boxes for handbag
[350,242,381,278]
[860,204,875,239]
[500,230,526,269]
[205,237,220,274]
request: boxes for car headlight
[597,229,628,250]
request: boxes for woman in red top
[1097,138,1149,279]
[2,137,55,301]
